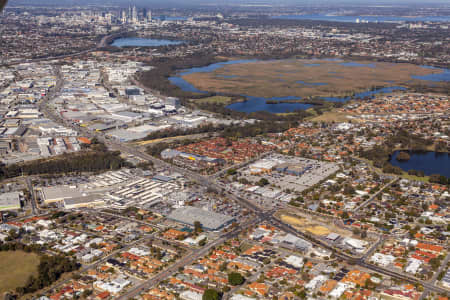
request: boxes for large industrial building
[280,233,312,252]
[64,194,106,209]
[275,162,310,176]
[167,206,235,231]
[0,192,21,211]
[39,186,85,204]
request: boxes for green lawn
[401,173,430,183]
[0,251,40,294]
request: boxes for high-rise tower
[132,5,138,23]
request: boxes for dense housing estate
[0,2,448,300]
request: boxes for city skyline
[0,1,448,300]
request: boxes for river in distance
[111,37,184,47]
[270,14,450,23]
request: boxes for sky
[5,0,450,8]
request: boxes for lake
[322,86,407,103]
[227,96,313,113]
[390,151,450,177]
[271,14,450,23]
[168,59,450,113]
[111,37,184,47]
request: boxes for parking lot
[225,154,340,208]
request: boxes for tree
[343,185,355,195]
[429,174,449,185]
[194,221,203,233]
[198,238,207,247]
[341,211,349,219]
[396,151,410,161]
[228,272,244,286]
[227,169,237,176]
[219,262,227,272]
[429,258,441,270]
[0,1,7,12]
[137,161,153,170]
[257,178,269,187]
[82,289,93,298]
[382,163,403,175]
[361,230,367,239]
[202,289,220,300]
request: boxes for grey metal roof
[167,206,234,231]
[0,192,21,210]
[64,194,103,206]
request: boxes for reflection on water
[111,37,183,47]
[390,151,450,177]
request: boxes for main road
[0,29,133,68]
[25,177,39,215]
[354,177,398,213]
[39,66,449,297]
[116,218,259,300]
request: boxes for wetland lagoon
[168,59,450,113]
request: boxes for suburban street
[116,218,260,300]
[30,65,450,298]
[353,177,399,213]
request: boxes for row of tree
[144,118,302,144]
[0,149,129,179]
[146,120,297,157]
[138,55,223,100]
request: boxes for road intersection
[29,65,449,298]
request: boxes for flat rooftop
[0,192,21,211]
[64,194,104,206]
[41,186,84,202]
[167,206,234,231]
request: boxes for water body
[271,14,450,23]
[297,80,328,86]
[227,96,313,113]
[411,66,450,82]
[323,86,408,102]
[390,151,450,177]
[340,62,375,68]
[168,59,450,113]
[111,37,184,47]
[173,59,258,78]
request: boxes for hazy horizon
[5,0,450,7]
